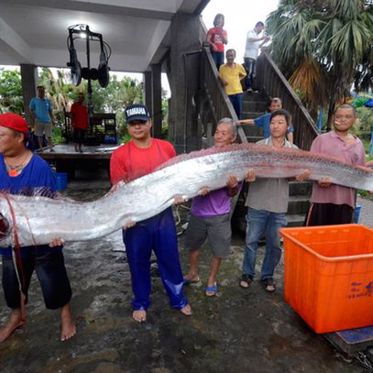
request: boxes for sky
[202,0,279,62]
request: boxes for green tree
[267,0,373,128]
[0,69,23,114]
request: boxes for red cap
[0,113,29,134]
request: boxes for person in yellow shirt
[219,49,247,118]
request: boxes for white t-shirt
[244,29,263,59]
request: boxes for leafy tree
[267,0,373,128]
[0,69,23,114]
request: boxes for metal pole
[86,25,93,131]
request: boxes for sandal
[261,278,276,293]
[205,282,218,297]
[239,274,253,289]
[183,276,201,285]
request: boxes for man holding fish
[305,104,366,226]
[0,112,75,343]
[240,109,310,292]
[110,104,192,323]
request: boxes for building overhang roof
[0,0,208,72]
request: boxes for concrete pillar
[168,13,202,153]
[151,63,162,138]
[143,71,152,115]
[20,64,37,124]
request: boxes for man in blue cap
[110,104,192,322]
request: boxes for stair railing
[199,44,248,144]
[256,52,318,150]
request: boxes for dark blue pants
[244,57,256,89]
[211,51,224,71]
[229,93,243,119]
[122,208,188,311]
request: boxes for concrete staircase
[232,91,311,231]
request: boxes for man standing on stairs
[219,49,247,118]
[239,109,309,293]
[238,97,294,143]
[244,22,270,92]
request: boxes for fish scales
[0,143,372,246]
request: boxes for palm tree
[267,0,373,129]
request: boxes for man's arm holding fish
[195,175,240,197]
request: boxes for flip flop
[205,282,218,297]
[184,276,200,285]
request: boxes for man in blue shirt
[29,85,55,150]
[0,112,75,342]
[239,97,294,143]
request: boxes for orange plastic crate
[280,224,373,334]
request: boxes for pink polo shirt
[310,131,366,207]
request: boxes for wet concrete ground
[0,181,372,373]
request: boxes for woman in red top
[207,13,228,70]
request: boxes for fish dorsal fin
[155,143,254,171]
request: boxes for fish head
[0,196,12,246]
[0,212,10,243]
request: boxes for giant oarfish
[0,143,372,247]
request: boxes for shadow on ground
[0,183,368,373]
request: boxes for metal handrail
[256,52,318,150]
[200,45,248,143]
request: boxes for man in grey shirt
[239,109,309,292]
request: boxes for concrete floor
[0,183,371,373]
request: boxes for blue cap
[125,104,150,123]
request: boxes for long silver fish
[1,143,372,247]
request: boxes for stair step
[286,213,307,227]
[240,111,264,119]
[246,136,263,143]
[289,181,312,195]
[240,125,263,137]
[242,102,268,112]
[288,196,310,215]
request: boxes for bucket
[55,172,68,191]
[281,224,373,333]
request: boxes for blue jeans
[242,208,287,280]
[228,93,243,119]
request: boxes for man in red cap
[0,112,76,342]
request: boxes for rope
[1,193,27,314]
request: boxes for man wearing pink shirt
[305,104,366,226]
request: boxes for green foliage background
[0,67,169,144]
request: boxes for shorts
[34,121,52,137]
[185,213,231,258]
[1,246,72,310]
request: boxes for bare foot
[0,309,25,343]
[132,309,147,323]
[60,304,76,342]
[180,304,192,316]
